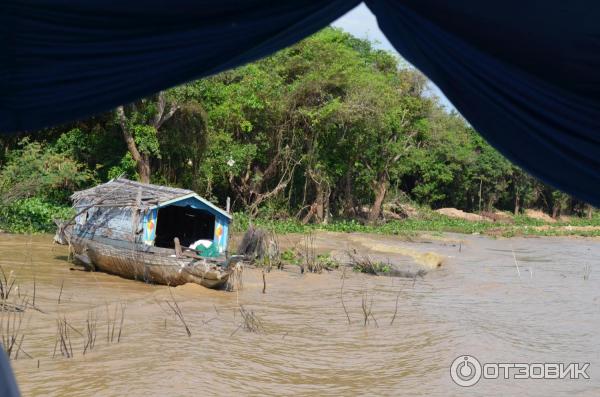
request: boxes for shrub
[0,198,74,233]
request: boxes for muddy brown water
[1,232,599,396]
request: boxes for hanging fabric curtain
[1,0,599,205]
[365,0,600,207]
[0,0,361,131]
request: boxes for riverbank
[1,206,599,238]
[233,211,600,238]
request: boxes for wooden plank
[174,237,182,258]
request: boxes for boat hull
[70,236,230,289]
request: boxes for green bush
[280,249,298,262]
[0,198,74,234]
[0,139,93,205]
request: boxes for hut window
[154,205,215,248]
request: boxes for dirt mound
[480,210,514,223]
[435,208,490,222]
[525,209,556,223]
[558,215,574,223]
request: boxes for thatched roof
[71,178,231,219]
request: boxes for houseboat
[58,178,236,289]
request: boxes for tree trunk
[116,105,150,183]
[343,170,354,217]
[552,204,560,219]
[587,204,594,219]
[486,196,495,212]
[138,153,151,184]
[313,180,330,224]
[514,194,520,216]
[478,178,483,213]
[315,187,324,223]
[368,174,388,224]
[115,93,178,184]
[322,188,330,224]
[302,203,317,225]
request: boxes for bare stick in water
[58,280,64,304]
[361,291,379,328]
[361,292,370,326]
[511,245,521,278]
[0,308,25,359]
[583,264,592,280]
[56,317,74,358]
[105,302,110,343]
[117,303,126,343]
[262,270,267,294]
[340,267,351,325]
[0,266,17,300]
[390,286,402,325]
[238,305,264,333]
[83,310,98,355]
[110,304,118,342]
[166,289,191,337]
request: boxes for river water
[1,232,599,396]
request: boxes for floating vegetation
[316,253,340,270]
[297,233,339,273]
[347,250,391,275]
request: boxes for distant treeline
[0,28,594,232]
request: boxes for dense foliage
[0,28,594,233]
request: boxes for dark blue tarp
[368,0,600,207]
[1,0,600,206]
[0,349,19,397]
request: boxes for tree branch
[157,104,179,129]
[153,91,180,130]
[153,91,166,127]
[116,106,142,163]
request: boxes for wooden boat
[57,178,237,289]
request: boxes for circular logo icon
[450,355,482,387]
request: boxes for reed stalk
[166,289,191,337]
